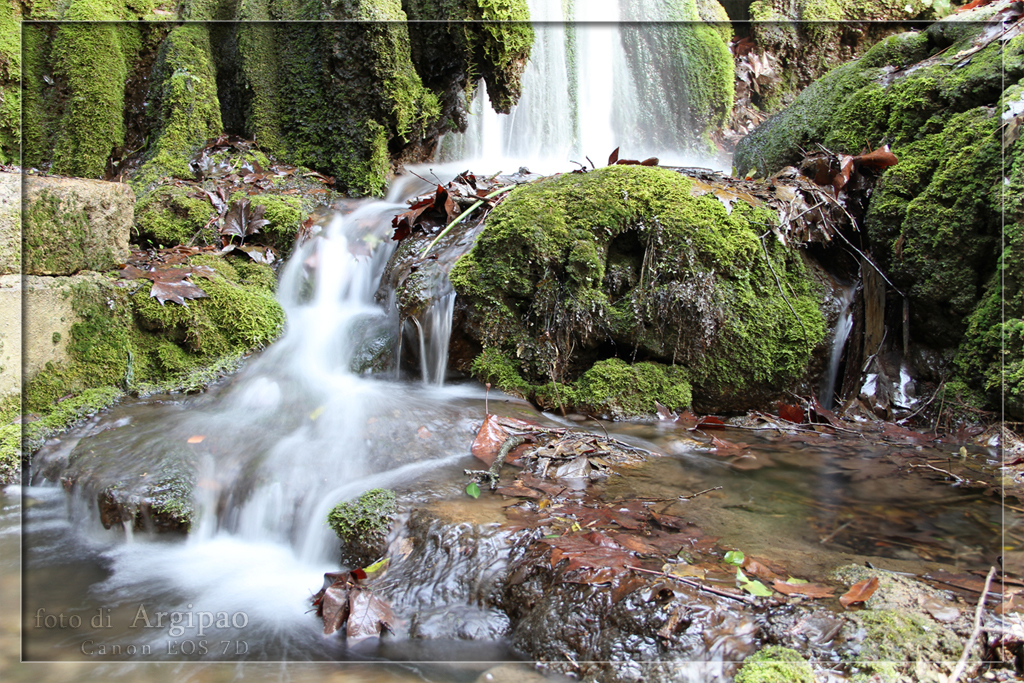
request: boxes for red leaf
[346,588,395,643]
[608,147,620,165]
[777,402,805,424]
[840,576,879,608]
[640,157,659,166]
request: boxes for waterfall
[819,285,855,409]
[440,0,722,172]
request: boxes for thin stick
[678,486,723,501]
[949,566,997,683]
[819,519,854,544]
[909,462,969,484]
[626,565,758,605]
[419,184,515,258]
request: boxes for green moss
[452,166,826,413]
[0,423,20,485]
[0,0,21,165]
[21,24,52,169]
[24,191,92,274]
[132,24,223,191]
[735,646,813,683]
[845,610,962,681]
[230,258,277,291]
[233,192,303,252]
[534,359,691,419]
[49,3,142,177]
[22,386,123,454]
[470,347,531,397]
[134,185,216,248]
[327,488,397,567]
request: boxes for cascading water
[818,284,855,409]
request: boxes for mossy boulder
[735,645,814,683]
[734,6,1023,416]
[327,488,398,568]
[450,165,828,414]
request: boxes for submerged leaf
[466,481,481,499]
[723,550,745,566]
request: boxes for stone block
[0,173,19,275]
[23,176,134,275]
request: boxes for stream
[7,7,1017,683]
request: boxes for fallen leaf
[471,414,509,466]
[346,588,395,643]
[777,402,805,424]
[186,435,205,444]
[608,147,620,165]
[150,279,208,306]
[773,580,835,598]
[840,576,879,608]
[466,482,481,499]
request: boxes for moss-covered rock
[24,256,283,414]
[132,23,223,191]
[24,175,134,275]
[747,0,946,114]
[735,8,1022,416]
[402,0,533,117]
[734,645,814,683]
[327,488,398,567]
[451,165,827,414]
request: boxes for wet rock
[328,488,398,568]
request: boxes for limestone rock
[23,176,134,275]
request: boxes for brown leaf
[649,512,692,531]
[854,146,899,173]
[608,147,620,165]
[640,157,659,166]
[840,576,879,608]
[777,402,805,424]
[692,415,726,431]
[118,264,149,280]
[346,588,395,643]
[150,279,208,306]
[471,414,509,466]
[321,583,353,635]
[773,580,835,598]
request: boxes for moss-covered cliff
[734,4,1023,417]
[450,165,827,415]
[20,0,533,196]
